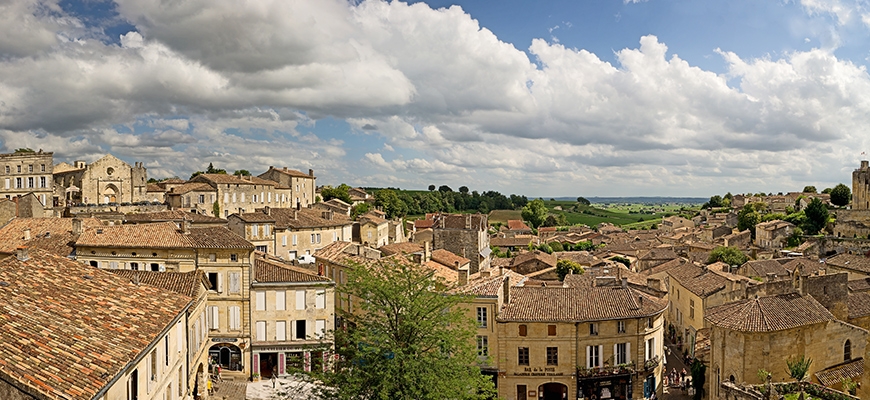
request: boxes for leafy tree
[537,243,553,254]
[147,178,159,183]
[205,162,226,174]
[802,186,817,193]
[707,195,724,208]
[786,355,812,382]
[212,201,220,217]
[690,359,706,400]
[738,204,762,238]
[521,199,548,228]
[611,256,631,268]
[322,184,353,204]
[802,197,829,235]
[351,203,372,219]
[556,259,584,281]
[428,184,436,191]
[318,258,496,400]
[577,196,591,206]
[830,183,851,207]
[548,241,564,252]
[374,189,407,219]
[786,227,804,248]
[707,246,748,266]
[438,185,452,192]
[458,186,469,194]
[233,169,251,176]
[13,148,34,153]
[821,187,833,194]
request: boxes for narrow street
[661,340,694,400]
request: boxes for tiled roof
[358,212,388,225]
[512,250,557,268]
[378,242,423,256]
[453,269,527,297]
[507,220,531,231]
[313,241,356,262]
[848,292,870,319]
[52,161,82,174]
[191,173,276,186]
[0,217,103,256]
[556,251,596,266]
[491,257,513,268]
[76,223,253,249]
[667,263,728,297]
[742,259,789,277]
[0,250,192,400]
[638,248,678,260]
[423,260,459,284]
[414,219,435,229]
[270,208,353,229]
[146,183,165,193]
[167,182,215,195]
[814,358,864,387]
[232,212,276,223]
[253,257,331,283]
[431,249,470,268]
[756,220,794,231]
[825,254,870,274]
[847,278,870,292]
[640,257,690,277]
[124,210,225,224]
[705,293,834,332]
[267,167,313,178]
[781,258,824,276]
[109,270,208,297]
[499,286,667,322]
[491,237,535,247]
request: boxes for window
[648,318,654,329]
[282,235,287,246]
[230,253,238,262]
[27,177,33,188]
[586,345,602,368]
[252,194,258,203]
[228,272,241,294]
[17,165,20,173]
[845,339,852,361]
[276,321,286,341]
[40,177,46,188]
[16,177,21,188]
[518,347,529,365]
[315,290,326,309]
[316,319,326,338]
[477,307,487,328]
[546,347,558,366]
[252,224,259,237]
[128,369,139,400]
[3,166,7,174]
[316,233,321,243]
[689,299,695,319]
[618,320,626,333]
[295,320,306,339]
[164,336,169,366]
[150,349,157,382]
[4,178,8,189]
[176,321,184,353]
[310,233,315,243]
[241,193,245,202]
[255,245,268,253]
[150,263,160,272]
[229,306,241,330]
[615,342,629,365]
[264,224,270,236]
[256,321,266,341]
[296,290,306,310]
[589,323,599,336]
[477,336,488,357]
[232,193,237,203]
[207,272,221,292]
[256,291,266,311]
[41,164,45,172]
[130,262,139,271]
[198,194,205,203]
[208,306,219,330]
[518,324,527,336]
[646,337,656,361]
[28,165,33,173]
[548,325,556,336]
[276,291,286,311]
[292,235,297,245]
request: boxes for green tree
[537,243,553,254]
[13,148,34,153]
[374,189,407,219]
[556,259,584,281]
[802,186,817,193]
[548,241,564,252]
[322,184,353,204]
[830,183,851,207]
[351,203,372,219]
[738,204,762,238]
[438,185,452,192]
[428,184,436,191]
[232,169,251,176]
[318,258,496,400]
[707,246,748,266]
[786,355,812,382]
[690,359,706,400]
[821,187,833,194]
[611,256,631,268]
[802,197,829,235]
[458,186,469,194]
[521,199,548,228]
[577,196,591,206]
[212,201,220,217]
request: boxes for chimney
[503,275,511,304]
[72,218,82,235]
[181,219,191,234]
[309,169,314,177]
[480,269,491,278]
[293,210,298,220]
[621,277,628,288]
[264,206,271,216]
[296,202,302,211]
[862,160,869,170]
[16,246,28,262]
[424,241,431,262]
[499,266,504,276]
[458,266,468,286]
[23,228,30,241]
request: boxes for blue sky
[2,0,870,197]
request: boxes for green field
[488,209,522,224]
[520,201,697,228]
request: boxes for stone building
[229,207,354,262]
[496,279,667,400]
[853,160,870,210]
[167,173,293,218]
[705,292,868,399]
[0,149,53,208]
[257,167,317,209]
[433,213,491,273]
[754,220,794,249]
[53,154,149,206]
[250,255,334,378]
[833,161,870,238]
[356,210,390,247]
[0,248,205,400]
[661,215,694,232]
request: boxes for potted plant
[252,372,260,382]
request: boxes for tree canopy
[830,183,851,207]
[576,196,591,206]
[556,259,584,281]
[802,197,829,235]
[707,246,748,266]
[802,186,817,193]
[521,199,548,228]
[232,169,251,176]
[318,258,496,400]
[322,183,353,204]
[737,203,764,238]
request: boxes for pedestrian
[680,367,687,382]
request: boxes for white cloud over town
[1,0,869,196]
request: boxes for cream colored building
[53,154,149,206]
[250,255,335,378]
[357,211,390,247]
[228,207,353,261]
[166,173,293,218]
[257,167,317,209]
[0,248,204,400]
[0,149,53,207]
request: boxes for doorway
[539,382,568,400]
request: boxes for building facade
[0,150,53,207]
[257,167,317,209]
[53,154,149,206]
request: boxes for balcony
[577,362,635,378]
[643,355,660,371]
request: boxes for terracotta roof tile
[705,293,834,332]
[431,249,469,268]
[267,168,313,178]
[124,210,225,224]
[76,223,252,249]
[847,278,870,292]
[491,237,536,247]
[742,259,790,278]
[848,292,870,319]
[499,286,667,322]
[0,217,103,256]
[109,270,208,297]
[814,358,864,387]
[667,263,728,297]
[253,257,331,283]
[0,250,192,400]
[507,220,531,231]
[232,212,277,223]
[454,270,527,297]
[378,242,423,256]
[825,254,870,274]
[269,208,353,229]
[167,182,214,195]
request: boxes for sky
[2,0,870,197]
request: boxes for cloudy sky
[2,0,870,197]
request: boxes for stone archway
[539,382,568,400]
[102,183,119,204]
[209,343,242,371]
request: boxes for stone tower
[131,161,149,203]
[853,160,870,210]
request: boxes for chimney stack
[16,246,28,262]
[503,275,511,304]
[23,228,30,241]
[424,241,431,262]
[72,218,82,235]
[181,219,191,234]
[309,169,314,177]
[458,266,468,286]
[499,266,505,276]
[862,160,869,170]
[621,277,628,288]
[264,206,271,216]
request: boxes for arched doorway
[193,363,204,399]
[538,382,568,400]
[102,184,119,204]
[209,343,243,371]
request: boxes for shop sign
[211,338,238,343]
[512,367,564,377]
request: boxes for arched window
[844,339,852,361]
